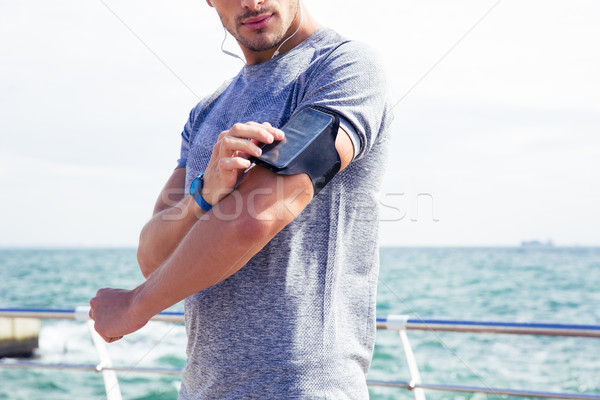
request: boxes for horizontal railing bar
[3,362,596,400]
[0,308,185,323]
[2,309,599,337]
[2,362,598,399]
[367,380,600,399]
[417,382,600,400]
[0,308,76,320]
[0,361,182,375]
[376,317,600,338]
[367,379,411,389]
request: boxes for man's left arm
[89,127,354,342]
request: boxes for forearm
[133,170,312,319]
[137,196,204,278]
[135,210,268,318]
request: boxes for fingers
[89,289,128,343]
[220,135,263,159]
[219,156,252,171]
[243,121,285,141]
[202,121,284,205]
[217,122,284,163]
[98,330,123,343]
[89,295,97,320]
[94,321,123,343]
[223,122,284,146]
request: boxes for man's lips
[242,14,272,30]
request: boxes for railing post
[86,320,122,400]
[387,315,426,400]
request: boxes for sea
[0,247,599,400]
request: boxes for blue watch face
[190,176,200,196]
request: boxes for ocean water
[0,247,599,399]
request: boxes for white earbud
[221,27,246,64]
[271,0,302,59]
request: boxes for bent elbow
[137,232,159,279]
[230,171,313,245]
[233,213,274,247]
[136,246,153,279]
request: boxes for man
[90,0,391,398]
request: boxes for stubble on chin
[230,2,298,53]
[233,17,284,52]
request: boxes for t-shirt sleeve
[176,107,197,169]
[176,80,233,169]
[296,41,391,161]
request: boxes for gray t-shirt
[177,28,391,399]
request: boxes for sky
[0,0,599,247]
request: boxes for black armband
[249,107,341,196]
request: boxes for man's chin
[238,37,280,53]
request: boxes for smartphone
[251,107,337,170]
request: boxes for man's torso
[178,28,391,400]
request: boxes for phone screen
[257,108,334,169]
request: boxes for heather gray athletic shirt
[177,28,391,399]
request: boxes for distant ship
[520,239,554,247]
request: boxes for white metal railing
[1,308,599,400]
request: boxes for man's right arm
[137,122,285,278]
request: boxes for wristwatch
[190,173,213,212]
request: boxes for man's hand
[89,288,149,343]
[202,122,284,205]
